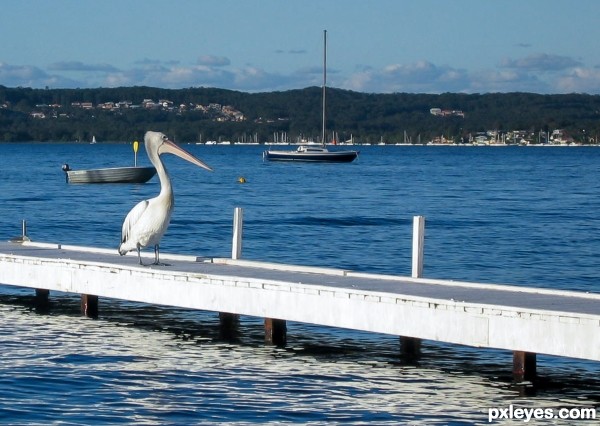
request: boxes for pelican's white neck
[148,148,174,201]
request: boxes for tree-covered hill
[1,85,599,143]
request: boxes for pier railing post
[411,215,425,278]
[10,219,31,243]
[401,215,425,359]
[232,207,243,260]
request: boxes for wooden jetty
[0,214,598,383]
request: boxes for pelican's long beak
[159,139,213,172]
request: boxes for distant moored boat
[263,30,359,163]
[263,145,358,162]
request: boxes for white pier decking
[0,240,598,365]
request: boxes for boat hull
[263,150,358,163]
[65,166,157,184]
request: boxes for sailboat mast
[322,29,327,146]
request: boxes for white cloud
[499,53,581,72]
[197,55,231,67]
[2,56,600,94]
[468,69,549,93]
[343,61,470,93]
[48,61,119,72]
[0,62,79,88]
[0,62,46,81]
[556,67,600,93]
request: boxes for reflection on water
[0,290,597,425]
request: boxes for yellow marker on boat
[133,140,139,166]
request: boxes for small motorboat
[62,164,156,184]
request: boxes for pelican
[118,131,213,265]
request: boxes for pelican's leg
[152,244,170,266]
[153,244,160,265]
[137,246,144,265]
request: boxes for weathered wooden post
[81,294,98,318]
[265,318,287,346]
[34,288,49,310]
[513,351,537,383]
[219,207,243,337]
[400,215,425,359]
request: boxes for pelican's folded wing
[121,200,149,243]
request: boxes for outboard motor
[62,163,70,183]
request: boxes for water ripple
[1,144,599,424]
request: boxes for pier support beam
[264,318,287,346]
[513,351,536,382]
[80,294,98,318]
[219,312,240,339]
[35,288,49,303]
[34,288,49,311]
[400,336,422,360]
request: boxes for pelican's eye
[162,135,168,141]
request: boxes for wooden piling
[81,294,98,318]
[219,312,240,339]
[264,318,287,346]
[400,336,422,360]
[35,288,49,303]
[34,288,49,311]
[513,351,537,382]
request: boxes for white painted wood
[0,242,598,362]
[412,216,425,278]
[232,207,243,260]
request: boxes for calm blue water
[0,143,599,424]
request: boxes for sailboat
[263,30,359,163]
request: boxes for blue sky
[1,0,599,94]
